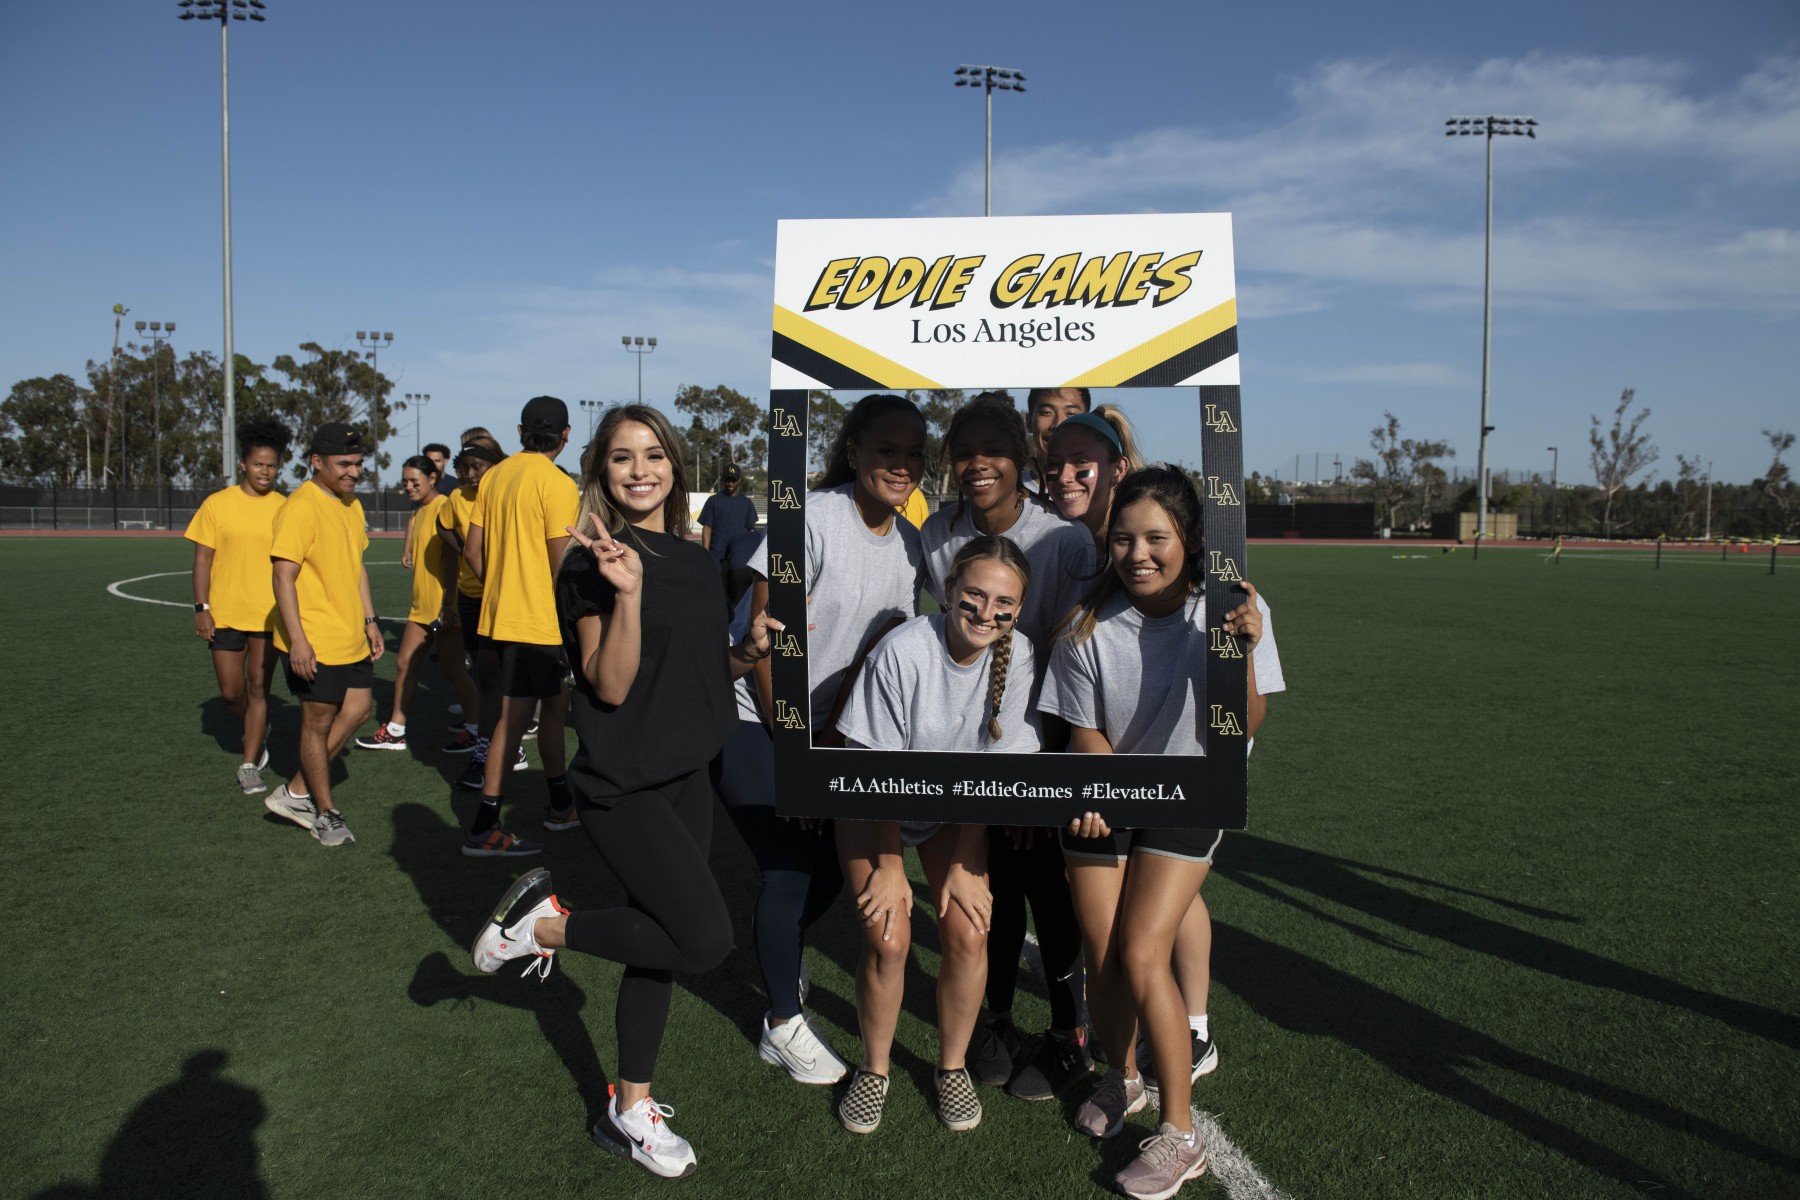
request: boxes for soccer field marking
[106,570,192,608]
[1020,932,1294,1200]
[106,562,407,609]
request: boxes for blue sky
[3,0,1795,484]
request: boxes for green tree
[268,343,397,480]
[673,384,766,491]
[0,374,91,483]
[806,390,845,475]
[1588,388,1658,538]
[1755,428,1795,536]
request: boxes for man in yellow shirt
[263,422,385,847]
[461,396,579,857]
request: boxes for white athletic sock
[387,721,406,736]
[1189,1014,1209,1041]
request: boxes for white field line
[106,563,406,609]
[1019,931,1296,1199]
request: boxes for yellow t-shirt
[471,453,579,645]
[184,485,286,633]
[440,483,484,599]
[407,492,450,625]
[269,479,371,666]
[898,487,929,530]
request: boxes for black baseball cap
[520,395,570,434]
[722,464,742,481]
[309,422,364,457]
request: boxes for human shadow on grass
[1215,920,1800,1195]
[32,1049,267,1200]
[197,694,290,759]
[1216,834,1800,1052]
[390,802,612,1126]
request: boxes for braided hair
[944,534,1032,745]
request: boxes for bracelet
[365,617,380,625]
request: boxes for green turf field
[3,538,1795,1199]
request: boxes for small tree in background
[1589,388,1658,538]
[1757,428,1795,535]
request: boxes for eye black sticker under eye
[1074,468,1094,480]
[958,600,1014,624]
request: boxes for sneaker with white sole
[263,784,316,829]
[1143,1029,1219,1109]
[592,1088,697,1179]
[354,724,407,751]
[310,808,355,847]
[470,868,566,980]
[236,763,267,795]
[1115,1122,1208,1200]
[837,1068,889,1135]
[935,1066,982,1132]
[522,718,539,741]
[1075,1068,1146,1139]
[457,748,527,789]
[759,1013,850,1085]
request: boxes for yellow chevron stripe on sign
[1064,298,1238,387]
[772,306,943,390]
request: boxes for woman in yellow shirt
[185,418,291,794]
[357,456,479,751]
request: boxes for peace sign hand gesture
[565,513,642,599]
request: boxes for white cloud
[916,53,1800,316]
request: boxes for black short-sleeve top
[556,529,735,800]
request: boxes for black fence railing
[0,485,414,533]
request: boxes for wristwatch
[194,602,210,613]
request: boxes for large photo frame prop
[767,214,1246,829]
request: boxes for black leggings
[986,829,1085,1032]
[711,720,843,1020]
[567,770,733,1083]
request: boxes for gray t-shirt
[1039,588,1284,754]
[919,497,1097,650]
[806,483,926,724]
[839,614,1043,753]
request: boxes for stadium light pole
[579,398,604,442]
[136,320,176,528]
[404,393,431,454]
[1446,115,1537,543]
[357,330,393,523]
[178,0,267,485]
[954,65,1026,217]
[1704,460,1713,540]
[1545,445,1558,541]
[622,335,657,403]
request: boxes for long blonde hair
[568,404,692,559]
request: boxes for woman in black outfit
[471,402,777,1183]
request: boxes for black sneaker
[458,758,488,790]
[967,1015,1021,1087]
[1006,1030,1093,1101]
[1143,1028,1219,1108]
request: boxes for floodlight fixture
[952,63,1028,216]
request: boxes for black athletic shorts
[456,592,484,655]
[208,628,272,653]
[497,641,567,700]
[283,655,374,706]
[1059,825,1224,865]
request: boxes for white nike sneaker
[470,869,566,980]
[263,784,316,829]
[759,1012,850,1085]
[593,1088,697,1179]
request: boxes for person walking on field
[262,422,385,847]
[460,396,580,858]
[185,417,292,795]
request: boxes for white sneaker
[470,868,566,980]
[263,784,316,829]
[593,1089,697,1179]
[759,1013,850,1085]
[236,763,267,795]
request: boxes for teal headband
[1052,411,1123,457]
